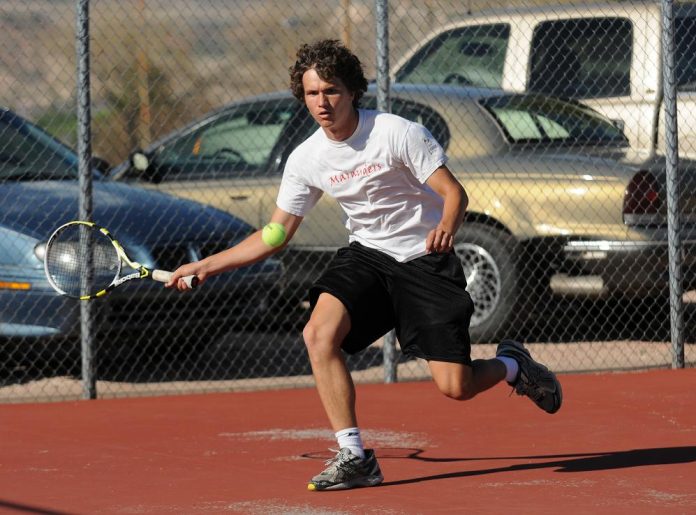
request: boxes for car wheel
[454,223,520,343]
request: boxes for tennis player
[167,39,562,491]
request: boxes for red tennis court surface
[2,368,695,514]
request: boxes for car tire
[454,223,520,343]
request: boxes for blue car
[0,107,285,353]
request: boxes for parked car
[110,85,696,342]
[392,1,696,159]
[0,107,284,358]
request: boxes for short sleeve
[276,155,323,217]
[400,122,448,183]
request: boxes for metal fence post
[374,0,390,115]
[76,0,97,397]
[660,0,685,368]
[374,0,397,383]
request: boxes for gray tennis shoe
[496,340,563,414]
[307,448,383,491]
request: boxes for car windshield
[0,112,79,181]
[396,24,510,88]
[148,100,299,180]
[479,95,628,146]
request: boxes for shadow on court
[343,446,696,486]
[0,499,69,515]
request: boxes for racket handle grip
[152,269,199,288]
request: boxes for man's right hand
[166,262,207,291]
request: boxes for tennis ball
[261,222,286,247]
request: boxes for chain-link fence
[1,0,694,403]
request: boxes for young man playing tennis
[167,39,562,491]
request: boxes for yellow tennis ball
[261,222,286,247]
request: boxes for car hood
[0,180,252,243]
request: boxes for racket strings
[45,225,120,297]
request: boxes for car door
[129,98,348,249]
[136,99,303,232]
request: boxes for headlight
[34,242,47,262]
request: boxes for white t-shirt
[277,109,448,262]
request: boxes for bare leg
[303,293,356,431]
[428,359,506,400]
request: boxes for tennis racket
[44,220,198,300]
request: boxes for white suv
[393,1,696,158]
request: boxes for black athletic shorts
[309,241,475,364]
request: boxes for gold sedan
[111,85,696,342]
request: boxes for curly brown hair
[289,39,368,108]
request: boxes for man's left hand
[426,226,454,253]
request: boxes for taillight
[623,171,662,225]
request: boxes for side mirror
[611,118,625,132]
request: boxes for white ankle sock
[496,356,519,383]
[335,427,365,459]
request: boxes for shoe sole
[308,473,384,491]
[541,372,563,414]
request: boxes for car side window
[153,101,298,180]
[529,17,632,99]
[396,24,510,88]
[481,95,627,145]
[363,98,451,150]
